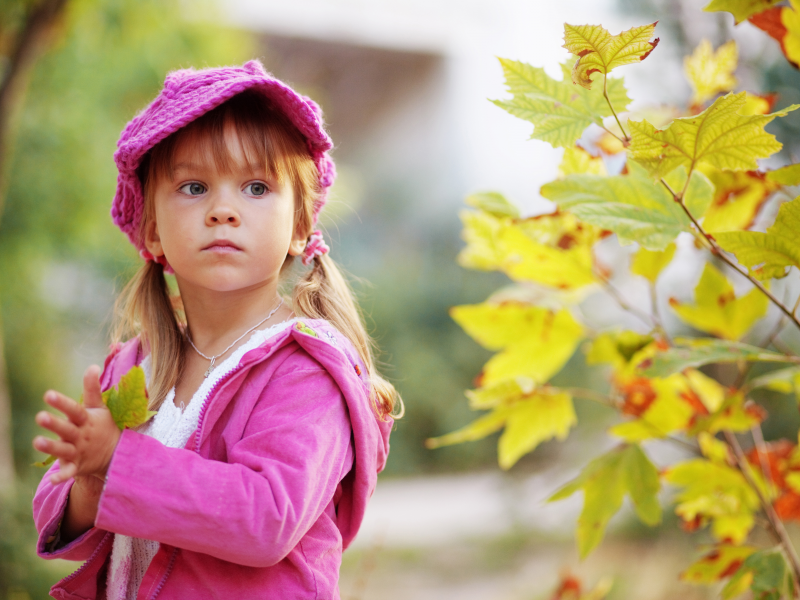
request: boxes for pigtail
[112,260,184,412]
[293,254,402,419]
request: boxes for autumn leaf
[610,375,695,442]
[562,22,659,89]
[466,192,520,218]
[666,458,760,544]
[669,263,768,340]
[700,168,779,233]
[103,365,156,430]
[631,243,676,283]
[681,544,757,585]
[458,209,597,289]
[725,551,791,600]
[685,40,738,106]
[704,0,783,24]
[767,163,800,186]
[492,59,631,148]
[749,1,800,69]
[451,302,584,386]
[540,163,713,250]
[628,92,799,179]
[642,338,795,378]
[559,146,607,177]
[691,392,766,435]
[715,195,800,280]
[34,366,154,468]
[586,330,655,371]
[426,388,576,469]
[550,445,661,558]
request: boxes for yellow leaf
[457,210,597,289]
[427,390,577,470]
[498,391,576,469]
[465,377,536,410]
[681,544,756,584]
[698,431,732,464]
[704,0,782,24]
[685,39,738,106]
[691,393,766,435]
[767,163,800,186]
[784,0,800,67]
[586,330,654,370]
[669,263,768,340]
[699,167,779,233]
[665,458,759,544]
[559,146,607,177]
[610,376,695,442]
[563,22,659,89]
[716,195,800,280]
[686,369,726,413]
[466,192,520,218]
[631,243,676,283]
[786,471,800,494]
[628,92,800,179]
[451,302,584,386]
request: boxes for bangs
[137,90,320,244]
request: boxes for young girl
[31,59,399,600]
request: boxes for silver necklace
[186,298,284,377]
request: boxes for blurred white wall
[224,0,642,218]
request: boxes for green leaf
[103,366,156,430]
[427,389,577,469]
[563,22,659,88]
[465,192,520,218]
[746,366,800,400]
[540,163,713,250]
[492,58,631,148]
[669,263,768,340]
[732,551,790,599]
[767,163,800,186]
[631,243,676,283]
[451,302,584,386]
[716,195,800,280]
[703,0,783,24]
[642,338,795,378]
[34,366,154,468]
[628,92,800,179]
[550,445,661,558]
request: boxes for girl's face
[143,122,306,297]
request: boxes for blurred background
[2,0,800,598]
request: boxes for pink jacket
[32,319,392,599]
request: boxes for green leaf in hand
[34,366,155,468]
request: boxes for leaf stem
[724,429,800,596]
[660,176,800,333]
[603,74,629,143]
[594,268,659,331]
[562,387,620,409]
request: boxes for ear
[287,222,307,257]
[143,219,165,258]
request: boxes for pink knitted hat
[111,59,335,265]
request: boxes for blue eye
[245,182,268,196]
[179,182,206,195]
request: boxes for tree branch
[0,0,70,222]
[660,176,800,333]
[724,430,800,597]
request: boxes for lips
[203,240,242,251]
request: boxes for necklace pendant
[204,357,216,378]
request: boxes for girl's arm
[94,358,354,568]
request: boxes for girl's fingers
[44,390,87,426]
[50,461,77,484]
[33,436,77,462]
[82,365,103,409]
[35,411,79,443]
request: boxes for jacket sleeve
[94,356,354,568]
[32,463,108,561]
[31,339,141,561]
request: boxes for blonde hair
[112,90,401,419]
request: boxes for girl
[31,59,399,600]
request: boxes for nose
[205,192,241,226]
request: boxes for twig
[603,74,629,142]
[724,430,800,597]
[562,387,620,409]
[594,269,658,331]
[660,176,800,332]
[649,281,672,344]
[751,424,773,489]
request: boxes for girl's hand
[33,365,121,485]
